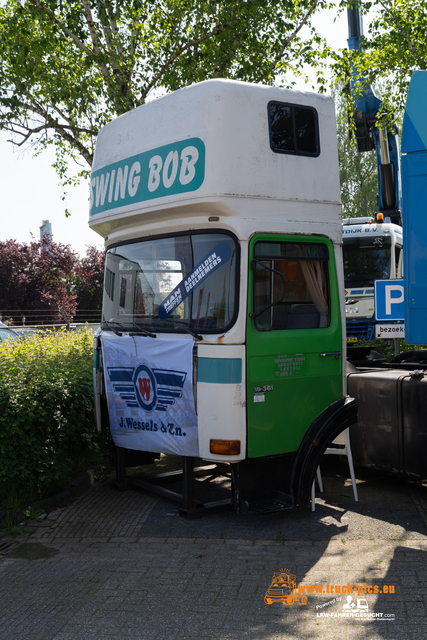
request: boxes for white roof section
[89,79,341,241]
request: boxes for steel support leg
[115,446,128,490]
[182,456,195,509]
[231,463,240,514]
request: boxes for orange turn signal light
[210,439,241,455]
[376,212,384,223]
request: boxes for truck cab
[90,79,356,513]
[343,217,403,340]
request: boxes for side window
[268,102,320,157]
[252,241,330,331]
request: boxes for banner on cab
[102,336,198,456]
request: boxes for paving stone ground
[1,459,427,640]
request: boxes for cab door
[246,234,343,458]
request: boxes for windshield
[102,231,238,333]
[343,236,391,286]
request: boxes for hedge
[0,329,104,507]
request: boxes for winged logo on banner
[107,364,187,412]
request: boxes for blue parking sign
[375,279,405,321]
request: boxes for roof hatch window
[268,102,320,157]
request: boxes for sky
[0,6,350,257]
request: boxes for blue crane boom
[346,3,402,224]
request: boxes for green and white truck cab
[91,79,357,514]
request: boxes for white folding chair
[311,427,358,511]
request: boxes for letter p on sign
[386,284,404,315]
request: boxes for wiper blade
[129,321,157,338]
[100,321,123,336]
[345,281,373,287]
[174,320,203,340]
[153,316,202,340]
[101,320,156,338]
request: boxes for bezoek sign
[90,137,205,216]
[375,324,405,339]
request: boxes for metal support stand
[122,455,234,519]
[230,463,240,515]
[394,321,400,357]
[115,446,128,490]
[182,457,195,510]
[394,338,399,358]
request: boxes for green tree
[73,245,105,316]
[333,0,427,114]
[0,0,332,194]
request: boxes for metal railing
[0,309,102,326]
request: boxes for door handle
[319,352,342,359]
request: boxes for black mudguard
[292,396,358,508]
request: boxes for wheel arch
[292,396,358,507]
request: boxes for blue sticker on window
[159,243,232,319]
